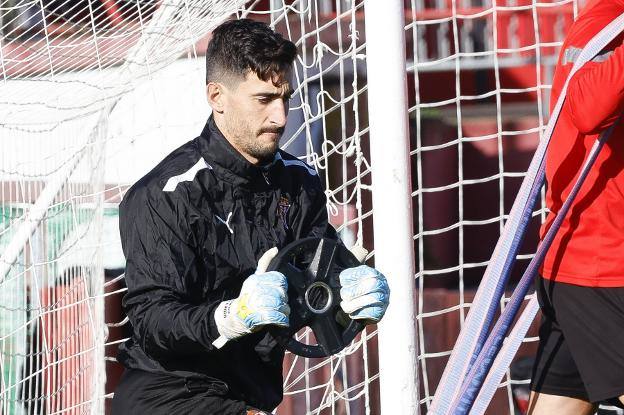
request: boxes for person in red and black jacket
[529,0,624,412]
[111,19,390,415]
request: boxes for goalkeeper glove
[213,247,290,348]
[339,265,390,323]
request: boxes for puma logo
[215,211,234,234]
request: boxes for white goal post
[364,1,419,413]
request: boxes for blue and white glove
[213,247,289,348]
[339,265,390,323]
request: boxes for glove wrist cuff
[215,299,250,341]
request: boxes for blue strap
[451,120,619,414]
[429,12,624,414]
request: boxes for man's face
[216,69,292,164]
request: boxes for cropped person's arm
[565,43,624,134]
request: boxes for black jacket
[117,117,335,410]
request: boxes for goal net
[0,0,587,414]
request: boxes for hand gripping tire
[267,237,366,358]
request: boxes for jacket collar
[197,116,281,187]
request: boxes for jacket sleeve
[119,185,221,358]
[565,42,624,134]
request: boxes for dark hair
[205,19,297,85]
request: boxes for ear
[206,82,225,113]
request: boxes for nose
[269,99,288,128]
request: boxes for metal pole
[363,1,420,413]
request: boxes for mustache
[259,127,285,135]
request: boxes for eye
[257,97,271,104]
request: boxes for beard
[246,127,284,160]
[225,114,284,163]
[244,139,279,162]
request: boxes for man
[529,0,624,413]
[111,19,390,415]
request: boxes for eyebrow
[252,90,293,99]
